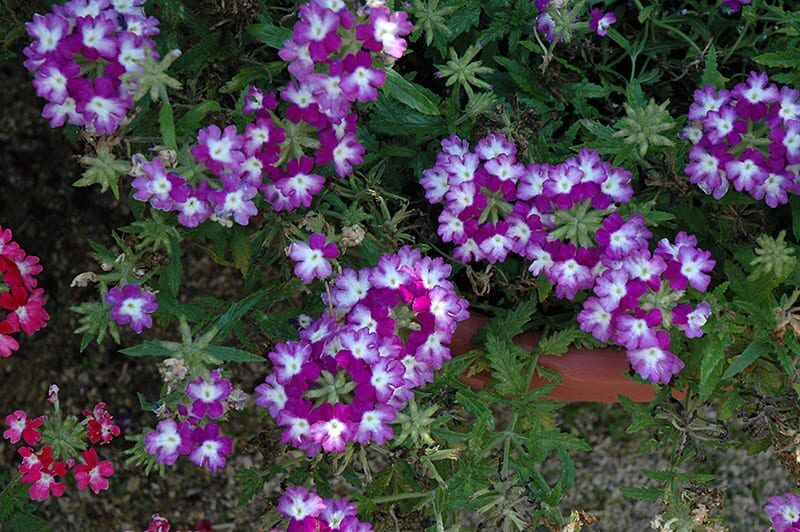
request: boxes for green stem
[722,21,751,66]
[653,19,702,54]
[501,412,519,479]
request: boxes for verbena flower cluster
[765,492,800,532]
[0,225,50,358]
[277,486,372,531]
[421,134,633,271]
[578,230,714,384]
[683,71,800,207]
[535,2,616,42]
[24,0,160,133]
[255,247,469,455]
[3,394,120,501]
[423,134,715,384]
[105,283,158,334]
[144,369,235,473]
[129,0,411,228]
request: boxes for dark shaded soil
[0,61,268,530]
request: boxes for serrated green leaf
[455,389,493,424]
[177,100,221,134]
[204,345,265,363]
[477,298,537,344]
[246,23,291,49]
[753,49,800,69]
[159,102,177,150]
[485,334,529,396]
[722,340,771,379]
[537,327,580,356]
[237,467,268,505]
[161,234,182,297]
[699,331,727,401]
[120,340,182,357]
[215,289,270,340]
[384,68,441,115]
[700,44,720,88]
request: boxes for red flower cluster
[0,225,49,358]
[3,403,120,502]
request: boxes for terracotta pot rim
[451,312,681,403]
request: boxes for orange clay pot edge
[452,314,686,403]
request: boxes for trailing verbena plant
[2,0,800,530]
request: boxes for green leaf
[137,392,159,412]
[722,340,771,379]
[606,28,631,53]
[383,68,441,115]
[534,429,591,453]
[120,340,181,357]
[699,331,727,401]
[637,5,656,23]
[455,389,494,424]
[625,79,646,108]
[177,100,221,134]
[477,298,537,343]
[485,334,529,396]
[204,345,265,363]
[493,56,551,100]
[230,227,252,274]
[700,44,720,88]
[215,289,270,339]
[220,63,285,94]
[448,4,481,37]
[159,102,177,150]
[161,234,183,298]
[557,448,576,490]
[6,512,51,532]
[369,96,447,137]
[753,49,800,69]
[237,467,268,505]
[537,327,580,356]
[246,23,292,49]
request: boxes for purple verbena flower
[185,369,233,420]
[105,283,157,334]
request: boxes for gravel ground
[551,403,795,531]
[1,58,796,532]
